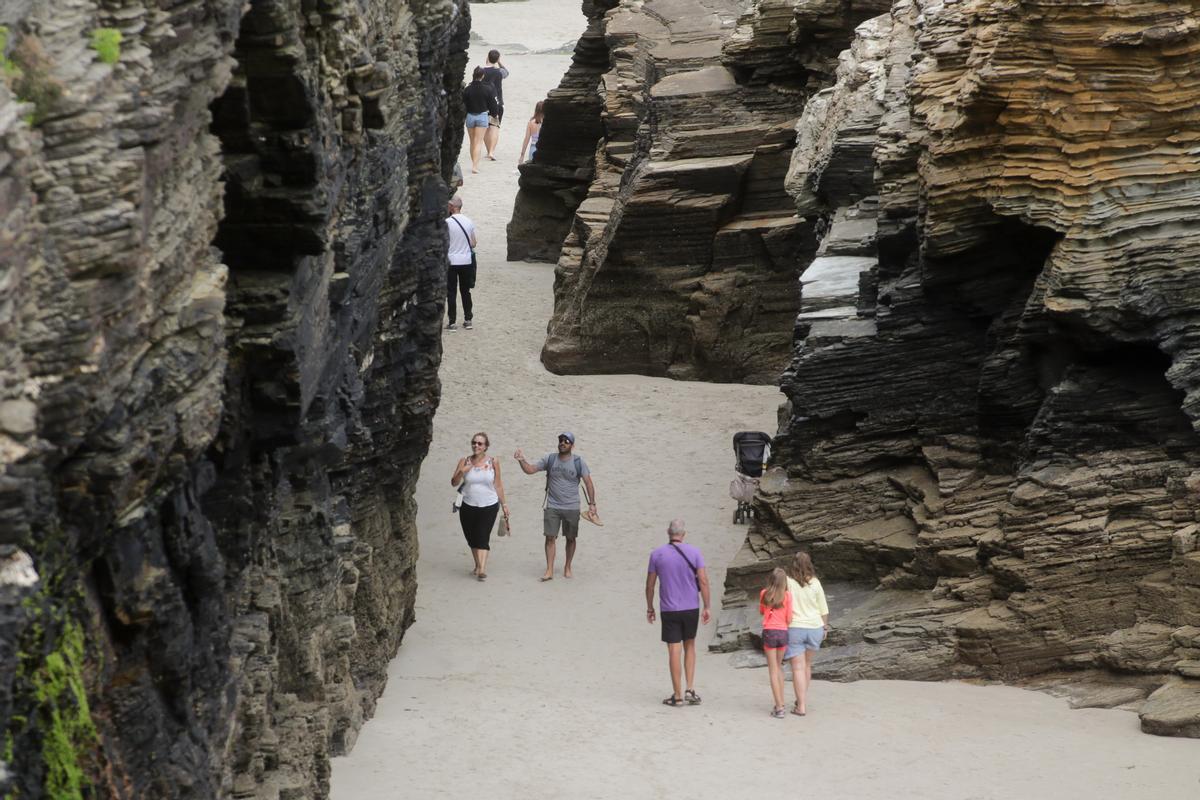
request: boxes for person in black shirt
[481,50,510,160]
[462,67,499,173]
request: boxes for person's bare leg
[800,650,816,713]
[477,547,489,577]
[485,125,499,158]
[766,650,785,710]
[667,642,683,701]
[469,127,483,172]
[789,655,805,710]
[470,548,480,576]
[542,536,555,580]
[563,537,576,578]
[683,638,697,693]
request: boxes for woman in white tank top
[451,432,509,580]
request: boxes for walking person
[759,568,793,719]
[445,195,476,331]
[451,432,510,581]
[513,432,597,581]
[645,519,711,707]
[481,50,509,160]
[462,66,499,173]
[518,100,544,165]
[785,551,829,716]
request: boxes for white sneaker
[463,320,473,330]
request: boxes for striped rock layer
[0,0,468,796]
[721,0,1200,737]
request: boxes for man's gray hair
[667,519,686,539]
[449,195,463,209]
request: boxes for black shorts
[661,609,699,644]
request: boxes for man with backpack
[514,432,597,581]
[646,519,711,707]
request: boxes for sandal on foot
[791,704,806,717]
[771,706,787,719]
[477,573,487,581]
[684,690,701,705]
[662,696,685,708]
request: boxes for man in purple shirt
[646,519,711,707]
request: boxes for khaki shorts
[543,507,580,539]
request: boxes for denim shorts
[465,111,489,128]
[784,626,824,659]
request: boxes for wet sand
[329,2,1200,797]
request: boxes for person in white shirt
[784,551,830,716]
[445,195,477,331]
[451,432,510,581]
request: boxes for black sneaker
[446,323,457,331]
[463,320,473,330]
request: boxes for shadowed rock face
[718,0,1200,736]
[0,0,468,796]
[509,0,876,384]
[506,0,620,263]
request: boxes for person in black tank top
[481,50,509,160]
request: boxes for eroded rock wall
[0,0,468,796]
[720,0,1200,736]
[509,0,875,383]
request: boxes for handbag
[449,216,478,287]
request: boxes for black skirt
[460,502,499,550]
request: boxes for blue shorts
[465,111,489,129]
[785,626,824,659]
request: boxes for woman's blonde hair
[472,432,490,449]
[787,551,816,587]
[762,568,788,609]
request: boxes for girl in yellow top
[785,552,829,716]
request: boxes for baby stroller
[730,431,772,524]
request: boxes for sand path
[329,3,1198,797]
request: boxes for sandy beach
[329,3,1199,798]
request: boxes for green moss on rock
[89,28,121,65]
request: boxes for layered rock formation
[719,0,1200,737]
[509,0,884,383]
[0,0,468,796]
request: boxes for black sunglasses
[471,441,486,446]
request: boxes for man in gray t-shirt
[514,432,598,581]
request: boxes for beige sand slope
[330,3,1199,798]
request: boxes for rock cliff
[0,0,468,796]
[508,0,879,383]
[719,0,1200,737]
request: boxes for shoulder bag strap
[450,214,471,244]
[669,543,699,588]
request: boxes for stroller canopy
[733,431,772,477]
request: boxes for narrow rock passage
[329,4,1197,798]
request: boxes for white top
[446,213,476,266]
[461,457,499,507]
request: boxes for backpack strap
[543,454,586,508]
